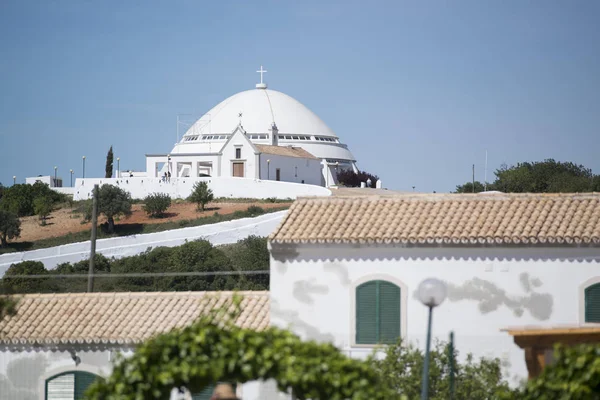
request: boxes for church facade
[144,67,358,188]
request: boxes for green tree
[96,184,132,233]
[372,339,514,400]
[505,343,600,399]
[87,298,396,400]
[337,169,380,188]
[455,181,489,193]
[456,159,599,193]
[0,181,65,217]
[33,196,53,225]
[188,181,214,211]
[105,146,114,178]
[0,210,21,248]
[221,235,269,289]
[3,261,49,293]
[142,193,171,218]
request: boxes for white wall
[0,347,286,400]
[0,211,288,275]
[72,176,330,201]
[269,245,600,385]
[258,154,322,186]
[220,129,258,179]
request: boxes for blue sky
[1,0,599,192]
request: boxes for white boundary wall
[72,177,330,200]
[0,211,287,276]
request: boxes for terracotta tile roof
[255,144,318,159]
[269,193,600,245]
[0,291,269,346]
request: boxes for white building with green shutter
[0,291,288,400]
[268,193,600,384]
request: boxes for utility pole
[88,184,99,292]
[472,164,475,193]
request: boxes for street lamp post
[82,156,86,178]
[54,166,58,187]
[267,159,271,180]
[417,278,447,400]
[13,176,16,185]
[117,157,120,178]
[70,169,74,187]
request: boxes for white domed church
[145,67,357,188]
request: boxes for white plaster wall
[258,154,322,186]
[71,177,330,201]
[0,348,283,400]
[269,245,600,385]
[0,211,287,275]
[220,133,258,179]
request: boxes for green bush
[188,182,214,211]
[246,205,265,216]
[142,193,171,218]
[373,338,515,399]
[3,261,49,293]
[0,210,21,247]
[505,343,600,399]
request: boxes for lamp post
[82,156,86,178]
[13,176,16,185]
[54,166,58,187]
[417,278,447,400]
[70,169,74,187]
[117,157,120,178]
[267,159,270,180]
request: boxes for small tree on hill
[0,210,21,247]
[96,184,132,233]
[188,181,213,211]
[33,196,53,225]
[105,146,114,178]
[142,193,171,218]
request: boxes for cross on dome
[256,65,268,89]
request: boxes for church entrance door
[276,168,281,181]
[233,162,244,177]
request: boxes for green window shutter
[46,373,75,400]
[192,384,215,400]
[356,281,378,344]
[379,281,401,344]
[585,283,600,323]
[74,371,98,400]
[192,383,236,400]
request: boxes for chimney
[270,123,278,146]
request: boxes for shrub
[33,196,53,225]
[142,193,171,218]
[337,169,379,188]
[0,181,65,217]
[246,205,265,216]
[3,261,49,293]
[188,182,214,211]
[0,210,21,247]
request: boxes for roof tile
[0,291,269,345]
[269,193,600,245]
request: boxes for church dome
[183,88,337,138]
[172,75,356,166]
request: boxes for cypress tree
[105,146,114,178]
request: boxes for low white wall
[52,187,75,195]
[72,177,330,201]
[0,211,287,275]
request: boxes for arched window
[585,283,600,323]
[45,371,98,400]
[355,280,401,344]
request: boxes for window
[355,280,400,344]
[46,371,98,400]
[585,283,600,323]
[235,148,241,159]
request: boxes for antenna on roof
[484,150,488,192]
